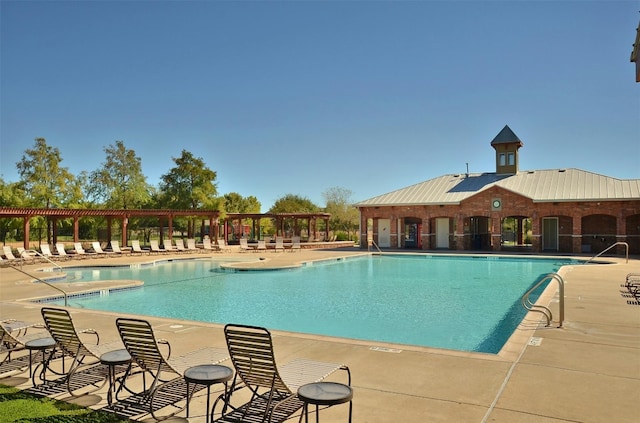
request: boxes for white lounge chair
[2,246,18,262]
[256,240,267,252]
[73,242,95,258]
[290,236,301,252]
[174,239,188,253]
[109,240,128,255]
[131,240,148,254]
[274,237,285,253]
[186,238,199,252]
[239,238,253,252]
[55,243,71,259]
[216,238,230,252]
[91,241,113,257]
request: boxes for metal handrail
[8,265,68,307]
[584,241,629,264]
[368,239,383,254]
[521,273,564,328]
[27,249,63,271]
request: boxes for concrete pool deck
[0,248,638,422]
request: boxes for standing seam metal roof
[355,168,640,206]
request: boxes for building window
[507,152,515,165]
[499,153,506,166]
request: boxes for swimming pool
[44,255,577,353]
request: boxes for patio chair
[2,246,18,262]
[55,243,71,259]
[130,240,148,255]
[290,236,301,253]
[73,242,96,259]
[274,237,285,253]
[17,247,38,263]
[214,324,350,423]
[115,317,229,420]
[216,239,230,253]
[40,244,56,259]
[109,240,129,255]
[239,238,253,252]
[256,240,267,253]
[150,240,169,254]
[174,239,188,253]
[92,241,114,257]
[202,238,215,252]
[186,238,199,252]
[41,307,126,397]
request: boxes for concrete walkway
[1,248,638,422]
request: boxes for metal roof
[355,168,640,207]
[490,125,523,146]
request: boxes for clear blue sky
[1,1,639,212]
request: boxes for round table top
[25,337,56,350]
[297,382,353,405]
[100,349,132,365]
[184,364,233,385]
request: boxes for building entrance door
[436,218,449,249]
[542,217,559,251]
[378,219,391,248]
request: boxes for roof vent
[558,169,566,173]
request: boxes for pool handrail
[583,241,628,265]
[8,265,68,307]
[521,273,564,328]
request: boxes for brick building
[356,126,640,255]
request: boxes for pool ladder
[521,273,564,328]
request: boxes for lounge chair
[91,241,114,257]
[17,247,38,263]
[174,239,188,253]
[115,317,229,420]
[186,238,199,252]
[109,240,128,255]
[256,240,267,253]
[149,240,165,254]
[239,238,253,252]
[73,242,96,259]
[214,324,350,422]
[40,244,56,259]
[40,307,126,397]
[274,237,285,253]
[216,239,230,253]
[290,236,301,253]
[202,238,215,252]
[130,240,148,255]
[55,243,71,259]
[2,246,18,262]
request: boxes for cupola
[490,125,523,175]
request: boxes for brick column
[572,215,583,254]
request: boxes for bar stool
[297,382,353,423]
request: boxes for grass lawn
[0,384,130,422]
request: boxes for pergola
[0,207,331,249]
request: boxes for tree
[16,138,81,243]
[322,186,359,240]
[268,194,319,214]
[268,194,320,237]
[16,138,79,208]
[87,140,152,209]
[159,150,219,238]
[223,192,261,214]
[0,177,26,243]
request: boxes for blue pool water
[46,255,576,353]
